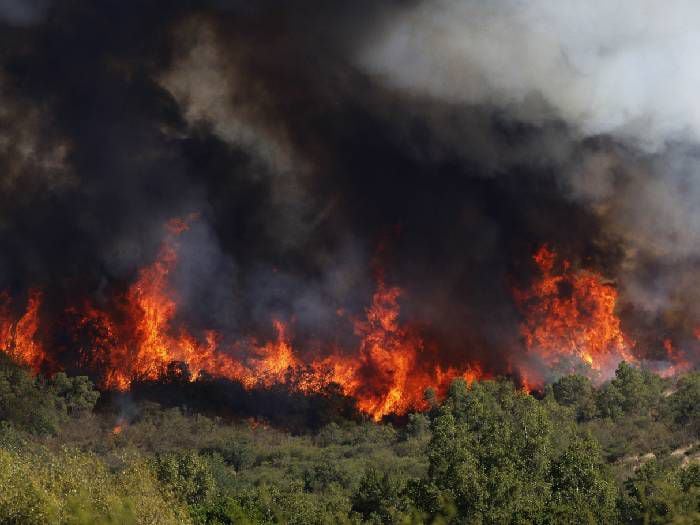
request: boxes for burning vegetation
[0,219,693,421]
[0,218,483,420]
[0,0,697,426]
[513,245,637,383]
[0,290,45,374]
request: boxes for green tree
[414,379,554,523]
[547,435,617,523]
[618,460,700,524]
[552,374,597,421]
[666,372,700,436]
[47,372,100,416]
[351,468,406,524]
[404,412,430,440]
[596,362,664,419]
[0,356,99,435]
[303,462,348,493]
[0,357,61,434]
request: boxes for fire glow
[514,245,637,380]
[0,218,482,421]
[0,290,45,374]
[0,223,694,421]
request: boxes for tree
[0,355,99,435]
[619,460,700,524]
[596,362,664,419]
[552,374,597,421]
[0,357,61,434]
[666,372,700,436]
[403,412,430,440]
[548,435,617,523]
[413,379,555,523]
[303,462,348,493]
[46,372,100,416]
[350,468,406,523]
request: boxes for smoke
[360,0,700,150]
[0,0,697,387]
[0,0,50,26]
[356,1,700,350]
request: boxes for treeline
[0,354,699,524]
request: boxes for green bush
[151,451,217,506]
[0,356,99,435]
[0,446,189,524]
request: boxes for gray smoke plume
[0,0,50,26]
[357,0,700,337]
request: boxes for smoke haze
[0,1,698,402]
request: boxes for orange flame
[97,219,483,419]
[310,282,484,420]
[98,218,247,390]
[1,230,695,419]
[0,290,45,372]
[0,217,483,421]
[656,338,693,378]
[514,245,635,382]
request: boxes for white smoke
[360,0,700,152]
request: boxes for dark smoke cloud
[356,0,700,362]
[0,0,692,376]
[0,0,50,26]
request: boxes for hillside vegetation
[0,355,699,524]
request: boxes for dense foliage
[0,354,699,524]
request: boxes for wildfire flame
[0,290,45,373]
[1,230,697,420]
[514,245,636,382]
[656,335,700,378]
[0,217,480,421]
[329,281,481,420]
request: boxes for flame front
[0,218,477,421]
[4,230,694,421]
